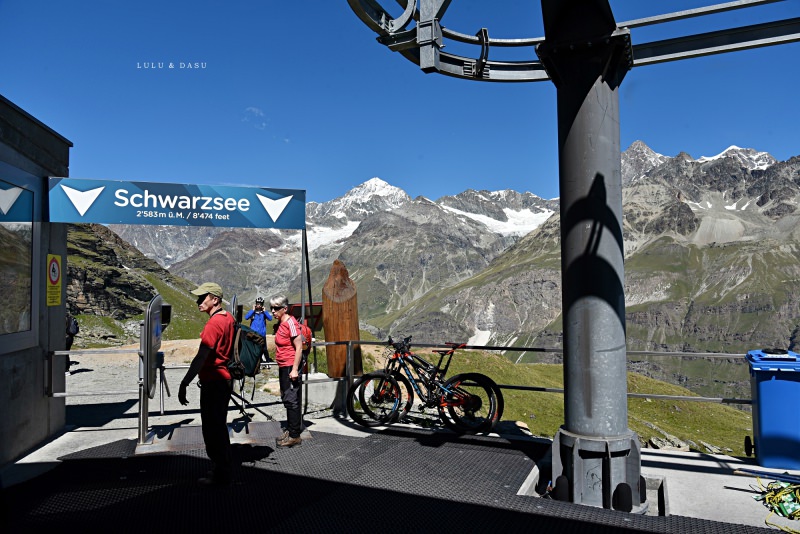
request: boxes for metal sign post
[138,295,162,444]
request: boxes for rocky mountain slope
[110,177,558,311]
[102,142,800,359]
[66,223,204,345]
[399,143,800,354]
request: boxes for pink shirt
[198,310,235,381]
[274,316,300,367]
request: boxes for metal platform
[134,420,299,455]
[0,425,769,533]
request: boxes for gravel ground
[63,339,334,432]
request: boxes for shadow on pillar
[551,173,646,513]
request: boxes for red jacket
[199,310,235,381]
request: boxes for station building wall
[0,94,72,469]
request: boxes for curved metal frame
[348,0,800,83]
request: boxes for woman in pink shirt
[270,295,304,447]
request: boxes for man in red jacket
[179,282,235,486]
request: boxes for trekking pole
[230,390,274,421]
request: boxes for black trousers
[65,336,73,369]
[278,366,303,438]
[200,379,232,477]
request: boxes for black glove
[178,382,189,405]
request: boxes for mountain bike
[346,336,504,433]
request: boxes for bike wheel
[389,370,414,423]
[438,373,499,434]
[346,372,401,427]
[485,375,505,426]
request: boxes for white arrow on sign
[61,185,105,216]
[0,187,22,215]
[256,194,293,222]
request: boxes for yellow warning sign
[46,254,62,306]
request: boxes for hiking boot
[276,435,302,448]
[278,429,289,441]
[198,465,230,486]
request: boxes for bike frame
[345,336,502,433]
[384,338,465,408]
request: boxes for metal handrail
[58,340,753,406]
[325,339,754,406]
[52,347,141,398]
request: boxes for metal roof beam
[619,0,784,29]
[633,16,800,66]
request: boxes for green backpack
[227,322,266,397]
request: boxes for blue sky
[1,1,797,203]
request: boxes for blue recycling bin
[746,349,800,469]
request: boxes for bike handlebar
[387,336,467,353]
[387,335,412,353]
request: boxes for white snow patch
[726,198,754,211]
[285,221,361,251]
[468,328,492,346]
[685,200,708,211]
[697,145,743,163]
[440,205,553,236]
[696,145,774,170]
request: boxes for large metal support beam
[536,0,643,512]
[633,16,800,66]
[346,0,798,515]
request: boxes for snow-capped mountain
[299,178,410,252]
[306,177,410,224]
[696,145,776,170]
[292,178,556,252]
[622,142,777,185]
[437,189,556,237]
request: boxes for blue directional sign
[48,178,306,229]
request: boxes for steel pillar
[537,0,643,512]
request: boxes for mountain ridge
[105,140,800,356]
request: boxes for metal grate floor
[0,426,770,533]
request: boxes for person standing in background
[244,296,272,361]
[65,313,79,375]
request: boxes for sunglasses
[196,294,209,305]
[270,306,284,311]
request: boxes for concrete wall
[0,95,72,469]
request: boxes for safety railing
[49,348,141,398]
[313,340,754,408]
[52,341,753,407]
[52,338,753,446]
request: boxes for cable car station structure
[347,0,800,512]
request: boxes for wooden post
[322,259,363,377]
